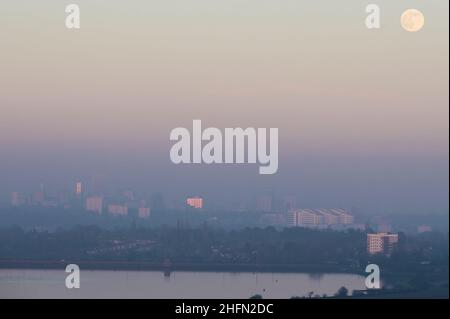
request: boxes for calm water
[0,269,365,299]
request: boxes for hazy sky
[0,1,448,214]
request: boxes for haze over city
[0,0,448,215]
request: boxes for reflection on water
[308,273,325,280]
[164,270,171,281]
[0,269,366,299]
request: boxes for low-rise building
[287,208,354,227]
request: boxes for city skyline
[0,1,448,301]
[7,180,358,213]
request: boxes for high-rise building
[367,233,399,255]
[107,204,128,216]
[186,197,203,209]
[287,210,298,227]
[75,182,82,195]
[86,196,103,214]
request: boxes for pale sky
[0,1,448,213]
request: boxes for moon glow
[401,9,425,32]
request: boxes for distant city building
[108,204,128,216]
[257,196,272,212]
[282,196,297,213]
[329,209,354,224]
[31,191,45,205]
[287,209,354,227]
[75,182,82,195]
[86,196,103,214]
[10,192,22,207]
[187,197,203,209]
[417,225,432,233]
[316,209,339,225]
[287,210,298,227]
[138,207,151,218]
[297,209,323,225]
[367,233,399,255]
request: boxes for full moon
[401,9,425,32]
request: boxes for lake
[0,269,366,299]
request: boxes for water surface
[0,269,366,299]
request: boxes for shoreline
[0,259,362,275]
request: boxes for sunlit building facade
[367,233,399,255]
[187,197,203,209]
[75,182,82,195]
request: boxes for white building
[287,208,354,227]
[367,233,399,255]
[317,209,339,225]
[330,209,354,224]
[297,209,323,225]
